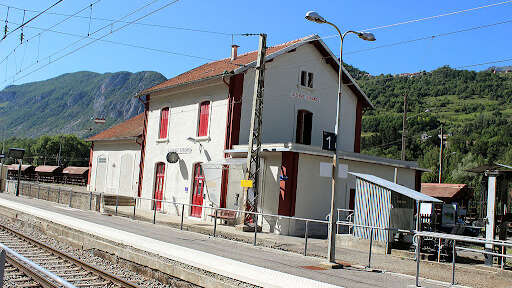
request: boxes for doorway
[191,163,205,217]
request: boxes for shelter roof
[87,113,144,142]
[350,172,442,202]
[7,164,33,171]
[62,166,89,175]
[35,166,61,173]
[466,163,512,174]
[421,183,471,199]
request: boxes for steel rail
[0,223,140,288]
[5,253,64,288]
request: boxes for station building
[87,34,428,235]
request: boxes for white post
[485,174,497,265]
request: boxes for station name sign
[169,147,192,154]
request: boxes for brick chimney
[231,45,240,61]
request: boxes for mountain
[344,64,512,192]
[0,71,166,138]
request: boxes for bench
[209,210,237,225]
[102,195,136,207]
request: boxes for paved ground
[0,193,461,288]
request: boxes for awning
[201,158,246,169]
[350,172,442,203]
[62,166,89,175]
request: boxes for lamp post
[305,11,375,265]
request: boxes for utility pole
[438,125,443,183]
[401,94,408,161]
[240,33,266,230]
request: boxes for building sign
[241,180,253,188]
[322,131,336,151]
[169,147,192,154]
[8,148,25,159]
[319,162,348,179]
[98,157,107,163]
[291,91,320,103]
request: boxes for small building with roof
[421,183,473,208]
[7,164,35,180]
[35,166,63,183]
[86,114,143,196]
[350,173,441,243]
[62,166,90,186]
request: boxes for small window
[300,70,314,88]
[296,110,313,145]
[197,101,210,137]
[159,107,169,139]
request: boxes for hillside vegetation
[344,64,512,192]
[0,71,166,138]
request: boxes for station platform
[0,194,457,288]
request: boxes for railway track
[0,223,140,288]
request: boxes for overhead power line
[11,0,183,84]
[1,0,64,42]
[0,2,234,36]
[363,0,512,31]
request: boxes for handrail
[0,242,76,288]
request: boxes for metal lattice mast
[241,33,267,226]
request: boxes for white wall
[291,153,417,236]
[88,141,140,197]
[141,82,229,217]
[238,43,359,151]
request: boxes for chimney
[231,45,239,61]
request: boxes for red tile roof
[421,183,470,199]
[7,164,33,171]
[35,166,61,173]
[62,166,89,175]
[142,37,308,94]
[87,113,144,142]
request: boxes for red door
[154,163,165,211]
[191,163,204,217]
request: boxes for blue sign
[279,175,288,181]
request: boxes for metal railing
[130,195,329,255]
[413,231,512,287]
[0,243,76,287]
[336,208,354,234]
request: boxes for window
[197,101,210,137]
[300,70,314,88]
[296,110,313,145]
[159,107,169,139]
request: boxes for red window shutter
[198,101,210,137]
[159,107,169,139]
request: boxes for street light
[305,11,376,265]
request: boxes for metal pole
[37,183,40,199]
[438,237,441,262]
[253,213,258,246]
[133,198,136,219]
[89,192,92,210]
[115,193,119,215]
[501,245,505,270]
[368,227,374,269]
[451,239,456,285]
[240,33,267,227]
[180,204,184,230]
[15,159,21,196]
[47,186,50,200]
[0,249,5,288]
[213,209,218,237]
[68,190,72,207]
[415,235,421,287]
[153,198,157,224]
[304,220,309,256]
[438,125,443,183]
[401,93,408,161]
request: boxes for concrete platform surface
[0,194,455,288]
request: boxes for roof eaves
[86,136,139,142]
[136,72,232,98]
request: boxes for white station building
[87,35,428,235]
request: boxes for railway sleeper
[74,281,110,287]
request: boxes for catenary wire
[0,0,64,42]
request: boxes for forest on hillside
[344,64,512,200]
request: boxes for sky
[1,0,512,88]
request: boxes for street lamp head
[305,11,326,24]
[358,32,376,41]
